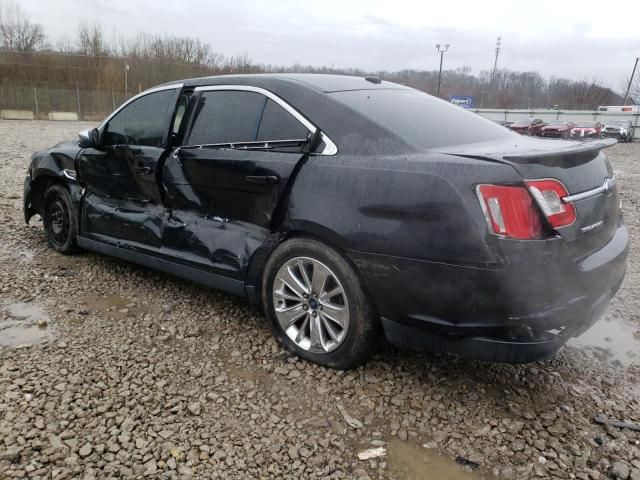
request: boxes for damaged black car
[24,74,629,369]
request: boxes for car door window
[186,91,266,145]
[257,99,309,141]
[103,89,176,147]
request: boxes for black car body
[601,120,636,142]
[24,74,629,368]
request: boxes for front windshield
[575,122,596,127]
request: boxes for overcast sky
[17,0,640,91]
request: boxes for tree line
[0,0,625,116]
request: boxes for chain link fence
[473,108,640,128]
[0,85,128,121]
[2,88,640,131]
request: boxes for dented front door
[76,87,180,249]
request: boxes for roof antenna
[365,76,382,84]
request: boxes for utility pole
[491,36,502,84]
[480,91,486,108]
[623,57,638,106]
[435,43,449,98]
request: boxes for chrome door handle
[245,175,278,185]
[133,166,153,175]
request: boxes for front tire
[43,184,79,254]
[262,238,379,369]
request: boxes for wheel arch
[245,220,375,317]
[26,172,63,222]
[27,173,83,233]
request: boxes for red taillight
[476,184,544,239]
[525,179,576,228]
[477,179,577,240]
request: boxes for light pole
[435,43,449,98]
[124,60,130,100]
[491,37,502,85]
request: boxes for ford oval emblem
[603,178,616,194]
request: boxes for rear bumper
[540,131,565,138]
[381,281,619,363]
[352,221,629,363]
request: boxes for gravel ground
[0,120,639,480]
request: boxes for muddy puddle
[0,246,34,264]
[386,438,491,479]
[80,293,145,321]
[0,301,54,347]
[567,315,640,366]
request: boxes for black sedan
[24,74,629,369]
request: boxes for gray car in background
[601,120,636,142]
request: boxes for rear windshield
[330,89,514,149]
[513,118,532,126]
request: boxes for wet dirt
[386,438,489,480]
[567,314,640,366]
[0,301,53,347]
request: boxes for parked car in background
[601,120,635,142]
[509,117,545,136]
[570,121,602,139]
[23,74,628,368]
[540,121,575,139]
[491,119,512,128]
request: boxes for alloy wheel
[272,256,350,354]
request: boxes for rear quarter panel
[284,152,522,266]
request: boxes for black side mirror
[78,128,101,148]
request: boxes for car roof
[163,73,410,93]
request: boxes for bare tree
[0,1,46,51]
[77,21,108,56]
[621,75,640,105]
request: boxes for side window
[103,89,176,147]
[186,91,266,145]
[257,99,309,141]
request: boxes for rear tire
[262,237,379,369]
[43,184,79,254]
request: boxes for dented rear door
[160,87,312,278]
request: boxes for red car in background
[570,121,602,139]
[509,117,545,136]
[540,121,575,139]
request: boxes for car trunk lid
[434,137,620,256]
